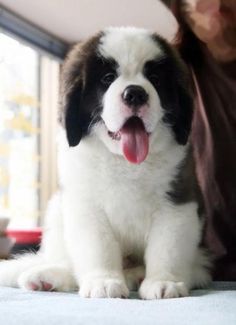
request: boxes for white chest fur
[58,130,187,257]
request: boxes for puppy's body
[0,27,211,298]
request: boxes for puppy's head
[60,27,192,164]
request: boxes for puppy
[0,27,211,299]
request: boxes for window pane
[0,32,40,228]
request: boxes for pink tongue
[120,117,149,164]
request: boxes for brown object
[0,237,15,259]
[161,0,236,280]
[0,218,15,258]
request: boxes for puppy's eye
[149,74,160,86]
[101,72,116,85]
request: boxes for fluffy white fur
[0,27,211,299]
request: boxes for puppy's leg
[139,202,204,299]
[0,193,72,291]
[63,201,129,298]
[16,193,75,292]
[0,254,43,288]
[190,247,212,288]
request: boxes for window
[0,31,60,228]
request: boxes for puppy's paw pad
[18,265,75,292]
[79,276,129,298]
[139,279,188,299]
[27,280,53,291]
[19,270,54,291]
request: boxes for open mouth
[108,116,150,164]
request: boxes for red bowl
[6,228,42,245]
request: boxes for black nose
[122,85,148,108]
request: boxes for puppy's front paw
[139,278,188,299]
[79,274,129,298]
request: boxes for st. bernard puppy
[0,27,211,299]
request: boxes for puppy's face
[61,27,192,164]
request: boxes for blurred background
[0,0,177,253]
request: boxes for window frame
[0,5,69,59]
[0,7,66,227]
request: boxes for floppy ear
[60,33,104,147]
[161,64,193,145]
[174,45,194,145]
[171,76,194,145]
[59,43,84,147]
[153,35,194,145]
[61,80,84,147]
[60,40,99,148]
